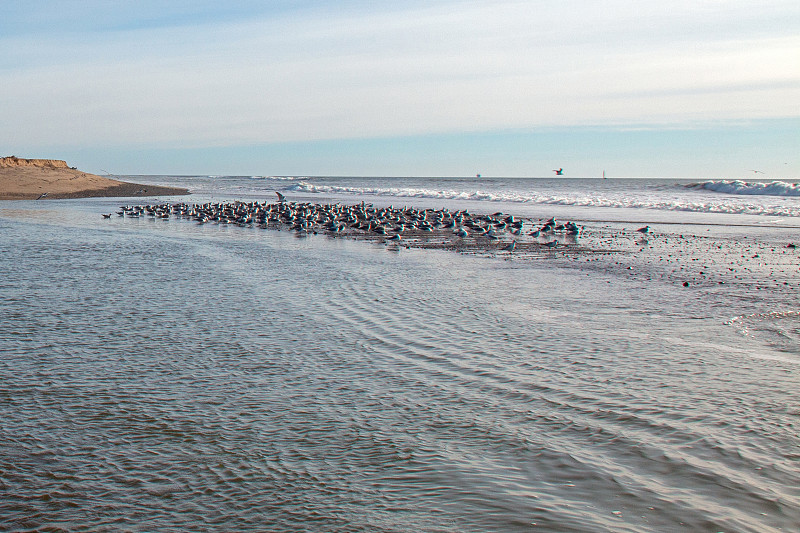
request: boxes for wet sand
[0,156,187,200]
[113,200,799,300]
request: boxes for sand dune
[0,156,187,200]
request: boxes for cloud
[2,1,798,149]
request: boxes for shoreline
[0,156,188,200]
[110,199,798,297]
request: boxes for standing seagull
[636,226,651,234]
[501,240,516,252]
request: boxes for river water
[1,176,798,531]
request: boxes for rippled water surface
[1,191,799,532]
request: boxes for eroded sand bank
[0,156,187,200]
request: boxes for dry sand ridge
[0,156,187,199]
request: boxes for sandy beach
[0,156,188,200]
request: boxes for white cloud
[2,0,798,148]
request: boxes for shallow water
[1,181,799,532]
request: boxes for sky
[1,0,798,178]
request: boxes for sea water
[1,176,798,532]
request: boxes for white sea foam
[288,181,800,217]
[251,176,303,181]
[691,180,800,197]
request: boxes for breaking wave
[288,181,800,217]
[690,180,800,197]
[250,175,304,181]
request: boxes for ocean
[1,176,798,532]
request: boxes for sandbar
[0,156,188,200]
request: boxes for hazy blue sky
[2,1,798,177]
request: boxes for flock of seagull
[109,193,594,253]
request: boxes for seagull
[275,191,286,203]
[748,170,764,174]
[36,192,48,200]
[636,226,651,234]
[543,240,558,248]
[501,240,516,252]
[553,168,563,175]
[102,214,112,219]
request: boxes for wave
[250,176,304,181]
[287,182,800,217]
[289,182,511,202]
[727,311,800,359]
[690,180,800,197]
